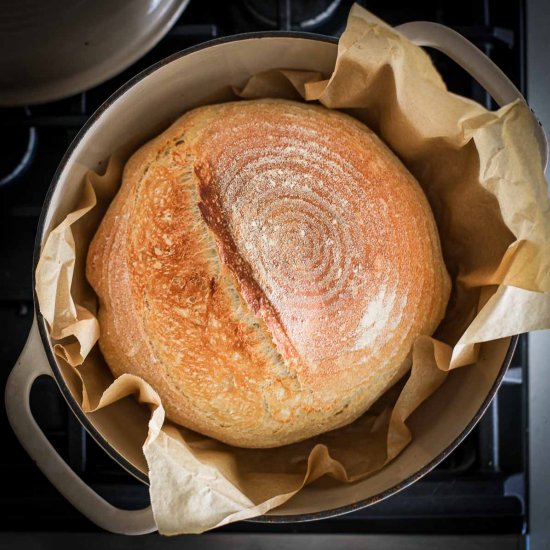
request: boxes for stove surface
[0,0,530,543]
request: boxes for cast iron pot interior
[33,32,515,522]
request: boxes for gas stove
[1,1,546,548]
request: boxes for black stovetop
[0,0,528,538]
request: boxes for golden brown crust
[86,99,450,448]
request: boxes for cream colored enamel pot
[6,28,545,535]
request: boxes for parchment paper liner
[35,5,550,535]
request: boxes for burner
[0,107,36,187]
[242,0,343,30]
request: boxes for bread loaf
[86,99,450,448]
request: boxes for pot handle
[396,21,549,169]
[4,318,157,535]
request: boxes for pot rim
[31,30,517,523]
